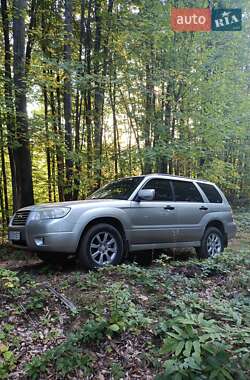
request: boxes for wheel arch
[204,220,228,247]
[76,216,128,252]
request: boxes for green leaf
[183,341,193,357]
[220,368,234,380]
[175,341,185,356]
[3,351,13,361]
[172,325,184,335]
[184,356,201,370]
[209,369,219,379]
[161,338,177,354]
[193,341,201,357]
[167,332,182,340]
[109,324,120,332]
[173,373,182,380]
[163,359,178,375]
[0,344,8,353]
[198,313,204,323]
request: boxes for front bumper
[8,219,79,253]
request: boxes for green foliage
[25,282,150,378]
[26,290,49,311]
[234,211,250,233]
[0,268,20,294]
[110,362,125,380]
[105,283,151,334]
[156,312,242,380]
[1,0,250,212]
[25,320,106,379]
[0,343,16,380]
[2,209,250,378]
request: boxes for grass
[0,209,249,379]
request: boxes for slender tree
[63,0,73,201]
[85,0,93,181]
[73,0,86,200]
[13,0,34,208]
[1,0,17,211]
[0,114,9,225]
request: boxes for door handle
[164,205,175,210]
[199,206,208,210]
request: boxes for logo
[171,8,242,32]
[171,8,211,32]
[212,9,242,31]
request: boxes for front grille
[12,210,30,226]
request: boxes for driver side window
[143,179,173,201]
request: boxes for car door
[171,180,209,242]
[129,178,179,245]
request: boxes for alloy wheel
[206,232,222,257]
[90,231,117,265]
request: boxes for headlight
[31,207,70,220]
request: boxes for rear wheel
[78,223,124,269]
[196,227,224,259]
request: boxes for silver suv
[8,174,236,269]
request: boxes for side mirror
[137,189,155,201]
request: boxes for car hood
[17,199,130,211]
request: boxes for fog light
[34,237,44,246]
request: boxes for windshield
[88,176,144,200]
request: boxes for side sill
[129,241,200,252]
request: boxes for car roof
[119,174,214,185]
[143,173,212,184]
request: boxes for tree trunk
[1,0,17,211]
[13,0,34,208]
[0,115,9,225]
[73,0,85,200]
[25,0,38,73]
[85,0,92,180]
[63,0,73,201]
[41,7,52,201]
[143,58,154,174]
[0,148,9,225]
[120,89,143,173]
[0,175,5,239]
[43,86,52,202]
[51,152,57,202]
[93,0,102,188]
[93,0,114,188]
[74,92,82,200]
[56,73,65,190]
[50,90,64,202]
[109,65,118,178]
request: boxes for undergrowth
[0,210,249,379]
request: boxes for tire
[196,227,224,259]
[78,223,124,269]
[37,252,73,265]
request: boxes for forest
[0,0,249,228]
[0,0,250,379]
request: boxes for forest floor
[0,209,249,380]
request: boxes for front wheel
[196,227,224,259]
[78,223,124,269]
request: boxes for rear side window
[172,180,203,202]
[197,182,223,203]
[143,179,173,201]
